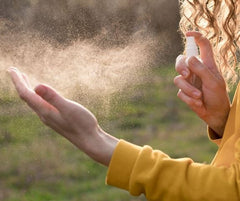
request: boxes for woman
[8,0,240,200]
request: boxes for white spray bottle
[186,36,202,89]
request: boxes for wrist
[208,114,229,138]
[210,124,225,138]
[80,126,119,166]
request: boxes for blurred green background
[0,0,229,201]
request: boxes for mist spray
[186,36,202,89]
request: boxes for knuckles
[207,74,226,90]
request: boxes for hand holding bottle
[174,31,230,137]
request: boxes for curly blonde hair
[179,0,240,87]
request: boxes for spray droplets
[0,0,181,106]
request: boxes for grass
[0,65,222,201]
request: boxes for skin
[174,31,231,137]
[8,67,119,166]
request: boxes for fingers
[186,56,225,87]
[22,73,31,88]
[177,89,204,108]
[8,67,59,117]
[8,67,68,115]
[8,67,33,100]
[174,75,202,98]
[175,55,190,78]
[35,84,68,113]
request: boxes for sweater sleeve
[106,140,240,201]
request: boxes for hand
[8,67,119,166]
[174,32,231,137]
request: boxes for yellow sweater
[106,84,240,201]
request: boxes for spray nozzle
[186,36,198,57]
[185,36,202,90]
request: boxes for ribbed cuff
[106,140,141,190]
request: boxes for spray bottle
[185,36,202,89]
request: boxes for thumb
[186,31,218,74]
[187,56,213,83]
[35,84,67,112]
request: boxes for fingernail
[185,57,190,66]
[181,70,189,77]
[186,56,198,67]
[193,91,201,98]
[190,56,199,65]
[7,67,15,72]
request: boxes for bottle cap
[186,37,198,57]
